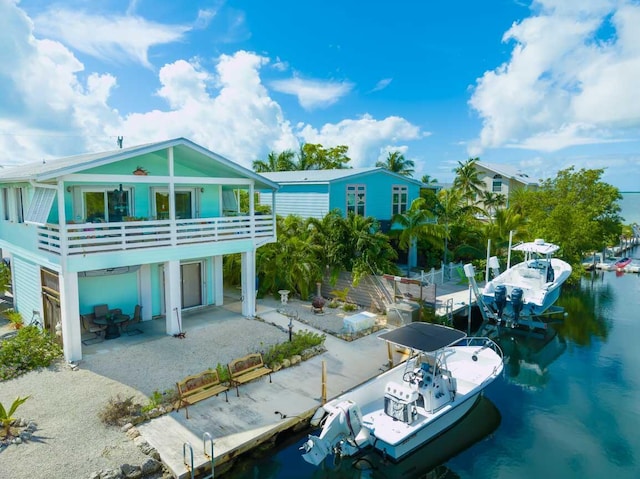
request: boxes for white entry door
[181,262,203,309]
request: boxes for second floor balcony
[36,214,275,256]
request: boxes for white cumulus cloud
[270,77,353,110]
[469,0,640,154]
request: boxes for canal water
[225,261,640,478]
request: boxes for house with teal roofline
[0,138,278,362]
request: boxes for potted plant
[4,309,23,330]
[312,296,325,314]
[133,166,148,176]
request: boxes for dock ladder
[445,298,454,324]
[183,432,215,479]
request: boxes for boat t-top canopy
[379,323,466,352]
[512,239,559,255]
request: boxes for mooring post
[321,360,327,404]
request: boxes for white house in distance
[475,162,539,207]
[0,138,279,362]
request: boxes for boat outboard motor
[511,288,524,323]
[494,285,507,319]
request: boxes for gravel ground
[0,312,290,479]
[0,296,374,479]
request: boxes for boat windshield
[379,323,466,352]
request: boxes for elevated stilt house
[0,138,278,361]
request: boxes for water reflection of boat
[308,396,501,479]
[495,329,566,390]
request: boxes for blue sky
[2,0,639,190]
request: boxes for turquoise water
[225,256,640,478]
[619,191,640,224]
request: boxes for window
[346,184,366,216]
[83,187,131,222]
[1,188,9,221]
[492,175,503,192]
[152,188,195,220]
[15,188,24,223]
[392,185,408,215]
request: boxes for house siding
[12,255,42,321]
[331,173,421,221]
[259,184,329,219]
[78,271,139,317]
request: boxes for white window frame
[346,184,366,216]
[151,187,198,220]
[492,175,503,192]
[78,186,134,222]
[392,185,408,215]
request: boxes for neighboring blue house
[0,138,278,361]
[258,167,426,264]
[258,167,424,225]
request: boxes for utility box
[386,302,420,326]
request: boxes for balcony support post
[241,249,256,317]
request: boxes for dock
[136,281,474,478]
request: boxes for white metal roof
[0,138,279,190]
[260,167,425,186]
[476,162,538,186]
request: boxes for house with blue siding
[0,138,278,361]
[258,167,424,226]
[258,167,425,264]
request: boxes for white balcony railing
[36,216,275,256]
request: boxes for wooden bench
[176,369,229,418]
[228,353,273,397]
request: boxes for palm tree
[376,151,415,177]
[421,174,439,185]
[433,188,477,273]
[252,150,295,172]
[480,191,507,218]
[453,158,483,204]
[392,198,445,274]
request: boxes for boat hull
[371,392,482,461]
[301,335,503,466]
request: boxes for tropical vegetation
[0,326,63,381]
[376,151,415,177]
[1,395,30,438]
[248,142,628,292]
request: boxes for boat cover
[512,240,559,255]
[379,323,466,352]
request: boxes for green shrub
[342,303,358,312]
[98,394,142,425]
[0,326,63,381]
[262,330,325,367]
[215,362,230,383]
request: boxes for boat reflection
[223,391,501,479]
[307,395,500,479]
[495,329,566,390]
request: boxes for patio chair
[81,313,107,345]
[121,305,143,336]
[94,303,110,322]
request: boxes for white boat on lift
[482,239,572,328]
[300,322,503,466]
